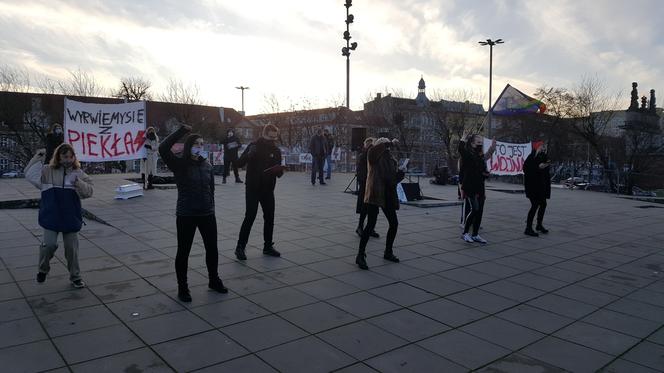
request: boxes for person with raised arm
[159,124,227,302]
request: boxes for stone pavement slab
[1,172,663,372]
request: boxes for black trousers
[176,215,218,286]
[311,155,325,183]
[527,198,547,227]
[463,194,485,236]
[223,155,240,178]
[238,190,275,247]
[358,204,398,255]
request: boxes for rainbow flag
[491,84,546,115]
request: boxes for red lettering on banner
[491,156,525,173]
[124,132,135,154]
[86,133,98,156]
[134,130,146,150]
[111,133,125,156]
[100,135,112,158]
[68,130,81,151]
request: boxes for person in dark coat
[458,133,496,244]
[309,129,327,185]
[222,128,243,184]
[523,141,551,236]
[159,124,228,302]
[355,137,379,238]
[234,124,285,260]
[324,129,334,179]
[356,138,404,270]
[44,123,64,165]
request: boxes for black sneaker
[356,254,369,270]
[36,272,47,283]
[370,230,380,238]
[235,246,247,261]
[178,286,192,302]
[208,277,229,293]
[383,253,400,263]
[71,279,86,289]
[355,227,363,237]
[235,178,243,184]
[319,181,327,185]
[536,225,549,234]
[263,244,281,257]
[524,228,539,237]
[325,176,331,180]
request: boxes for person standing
[309,128,327,185]
[324,129,334,180]
[355,137,379,238]
[458,133,496,244]
[222,128,243,184]
[141,127,159,190]
[25,144,93,288]
[159,124,228,303]
[356,138,404,270]
[523,141,551,236]
[44,123,64,165]
[234,124,285,260]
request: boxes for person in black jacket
[523,141,551,236]
[44,123,64,165]
[159,125,228,302]
[309,129,327,185]
[356,138,404,270]
[458,133,495,244]
[234,124,285,260]
[222,128,243,184]
[355,137,379,238]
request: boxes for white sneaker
[471,235,487,244]
[462,233,474,243]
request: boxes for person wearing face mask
[458,132,496,244]
[222,128,243,184]
[523,141,551,236]
[44,123,64,165]
[24,144,93,288]
[159,124,228,302]
[234,124,285,260]
[141,127,160,190]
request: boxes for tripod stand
[344,174,358,194]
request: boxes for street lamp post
[235,86,249,114]
[478,38,504,138]
[342,0,357,109]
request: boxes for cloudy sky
[1,0,662,114]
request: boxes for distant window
[0,159,8,169]
[0,136,7,148]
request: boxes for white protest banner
[484,138,532,175]
[212,151,224,166]
[331,146,342,161]
[299,153,313,164]
[64,98,147,162]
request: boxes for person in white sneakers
[458,132,495,244]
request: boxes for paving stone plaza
[0,172,663,372]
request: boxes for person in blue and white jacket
[25,144,93,288]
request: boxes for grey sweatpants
[39,229,81,281]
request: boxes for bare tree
[0,64,31,92]
[158,78,202,105]
[58,68,104,97]
[114,76,152,101]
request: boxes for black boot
[235,177,243,183]
[536,224,549,234]
[383,251,400,263]
[370,230,380,238]
[356,252,369,270]
[147,175,154,189]
[209,277,229,293]
[177,284,192,302]
[263,242,281,257]
[235,243,247,261]
[524,227,539,237]
[141,173,146,190]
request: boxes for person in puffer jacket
[24,144,93,288]
[159,124,228,303]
